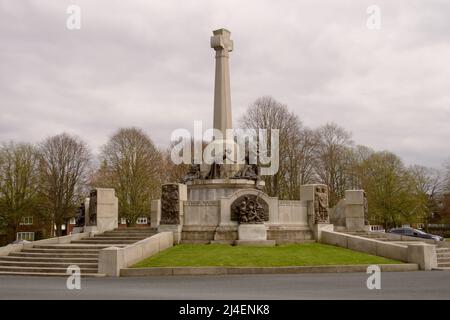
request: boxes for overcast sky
[1,0,449,168]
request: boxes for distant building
[16,214,52,242]
[118,216,151,229]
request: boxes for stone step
[0,256,98,263]
[437,253,450,258]
[93,235,148,239]
[434,267,450,271]
[0,266,98,273]
[112,228,156,232]
[71,239,137,244]
[436,248,450,252]
[437,258,450,263]
[21,248,100,255]
[0,260,98,268]
[32,244,125,250]
[180,240,211,244]
[438,261,450,268]
[83,236,146,240]
[0,271,105,277]
[96,234,154,238]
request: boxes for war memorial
[0,29,446,279]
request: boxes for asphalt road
[0,271,449,300]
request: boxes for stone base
[84,226,99,236]
[210,240,235,245]
[235,240,276,246]
[71,227,84,234]
[213,225,238,241]
[313,223,334,241]
[158,224,183,244]
[238,224,267,241]
[267,224,313,242]
[181,225,216,242]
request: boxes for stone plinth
[345,190,365,205]
[85,188,118,234]
[344,190,366,232]
[158,184,187,244]
[235,224,275,246]
[299,184,329,230]
[158,224,183,245]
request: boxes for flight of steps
[0,227,157,277]
[344,231,391,242]
[345,231,450,271]
[435,246,450,271]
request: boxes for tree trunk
[55,223,62,237]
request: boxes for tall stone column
[211,28,233,134]
[209,29,240,178]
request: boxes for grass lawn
[132,243,400,268]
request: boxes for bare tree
[445,159,450,191]
[283,128,319,199]
[346,144,375,190]
[313,123,354,207]
[240,96,307,199]
[0,142,41,242]
[96,127,163,226]
[39,133,91,236]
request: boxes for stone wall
[98,232,173,277]
[321,230,437,270]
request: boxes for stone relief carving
[314,186,329,224]
[88,189,97,226]
[75,202,85,227]
[363,191,369,225]
[231,194,269,224]
[160,184,181,224]
[232,155,261,187]
[181,164,201,183]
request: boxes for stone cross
[211,28,233,134]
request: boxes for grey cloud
[0,0,449,168]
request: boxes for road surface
[0,271,449,300]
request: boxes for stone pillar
[344,190,369,232]
[407,243,437,270]
[300,184,330,230]
[211,28,233,134]
[300,184,332,239]
[85,188,118,234]
[158,183,187,244]
[151,199,161,229]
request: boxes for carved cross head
[210,28,233,52]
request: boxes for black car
[388,227,444,241]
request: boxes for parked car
[388,227,444,241]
